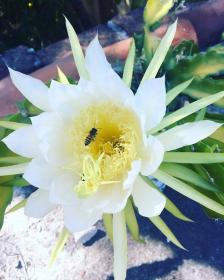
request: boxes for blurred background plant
[0,0,208,52]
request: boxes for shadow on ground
[107,188,224,280]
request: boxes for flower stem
[113,210,127,280]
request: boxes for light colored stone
[0,198,173,280]
[157,259,224,280]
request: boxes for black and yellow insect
[85,127,98,146]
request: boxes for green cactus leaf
[168,49,224,85]
[182,78,224,107]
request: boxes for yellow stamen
[71,102,141,197]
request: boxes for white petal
[63,204,102,232]
[39,129,74,166]
[23,157,59,190]
[132,176,166,217]
[157,120,222,151]
[31,112,64,139]
[85,36,133,102]
[92,161,141,213]
[32,113,73,165]
[24,189,55,218]
[80,182,131,214]
[8,68,50,111]
[2,126,39,158]
[73,227,97,244]
[135,76,166,131]
[48,80,83,120]
[85,36,109,80]
[79,161,140,214]
[49,172,79,205]
[123,160,141,190]
[140,135,164,176]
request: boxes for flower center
[70,102,140,197]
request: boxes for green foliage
[0,107,32,231]
[191,139,224,220]
[0,186,13,229]
[181,78,224,107]
[167,48,224,84]
[165,45,224,107]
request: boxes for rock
[0,45,43,79]
[110,8,144,35]
[37,24,128,66]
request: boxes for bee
[85,127,98,146]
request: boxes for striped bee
[85,127,98,146]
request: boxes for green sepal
[149,216,186,250]
[210,126,224,144]
[57,67,69,84]
[49,227,70,267]
[141,20,177,82]
[0,185,13,230]
[124,198,143,243]
[154,169,224,216]
[165,196,193,222]
[123,39,136,88]
[160,162,220,192]
[166,78,193,106]
[6,199,27,214]
[17,99,42,117]
[163,152,224,164]
[149,90,224,134]
[103,213,113,242]
[182,78,224,108]
[142,175,193,222]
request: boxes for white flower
[3,37,221,233]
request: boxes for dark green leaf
[0,186,13,229]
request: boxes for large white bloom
[3,37,221,233]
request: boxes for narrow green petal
[57,67,69,84]
[165,197,193,222]
[195,108,206,121]
[211,126,224,144]
[0,156,29,165]
[150,90,224,134]
[113,211,127,280]
[160,163,220,192]
[49,227,70,267]
[6,199,27,214]
[122,39,135,87]
[149,216,185,249]
[5,177,29,187]
[0,163,28,176]
[141,20,177,82]
[163,152,224,164]
[124,198,142,242]
[154,169,224,215]
[0,121,28,130]
[166,78,193,105]
[65,17,89,79]
[0,186,13,229]
[103,213,113,241]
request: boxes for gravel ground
[0,187,224,280]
